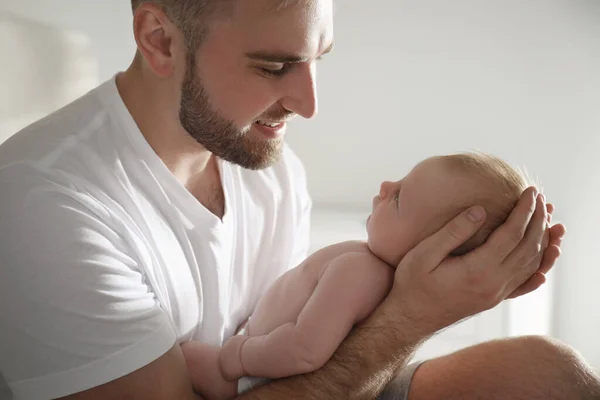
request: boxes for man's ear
[132,3,182,77]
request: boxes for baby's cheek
[396,222,428,257]
[421,215,449,241]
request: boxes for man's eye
[260,64,291,77]
[393,192,400,202]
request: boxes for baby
[181,151,532,400]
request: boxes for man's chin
[246,144,284,170]
[220,139,284,170]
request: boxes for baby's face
[366,158,471,266]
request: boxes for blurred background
[1,0,598,371]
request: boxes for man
[0,0,597,399]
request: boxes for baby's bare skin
[219,240,395,380]
[182,155,516,399]
[181,241,394,400]
[246,240,391,337]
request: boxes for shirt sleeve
[0,167,177,399]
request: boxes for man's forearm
[235,298,431,400]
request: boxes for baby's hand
[220,335,250,381]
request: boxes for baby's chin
[366,239,401,267]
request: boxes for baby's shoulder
[320,247,393,283]
[303,240,365,268]
[314,240,371,258]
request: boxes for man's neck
[186,156,226,219]
[115,67,225,218]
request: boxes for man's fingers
[541,227,550,250]
[546,203,554,224]
[471,187,537,265]
[405,206,486,273]
[506,272,546,299]
[503,194,548,286]
[507,231,552,295]
[549,223,566,248]
[537,244,561,275]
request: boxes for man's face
[179,0,334,169]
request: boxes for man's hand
[389,187,565,335]
[506,202,565,299]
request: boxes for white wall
[0,12,99,142]
[0,0,135,82]
[1,0,598,369]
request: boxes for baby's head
[366,151,533,266]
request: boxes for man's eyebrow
[246,42,334,63]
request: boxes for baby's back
[246,241,375,336]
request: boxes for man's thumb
[410,206,487,272]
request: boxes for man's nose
[281,63,318,119]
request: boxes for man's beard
[179,54,287,170]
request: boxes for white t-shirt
[0,76,312,399]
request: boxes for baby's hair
[432,151,539,256]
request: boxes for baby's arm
[219,252,394,381]
[180,341,238,400]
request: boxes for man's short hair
[130,0,305,50]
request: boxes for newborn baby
[181,151,532,400]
